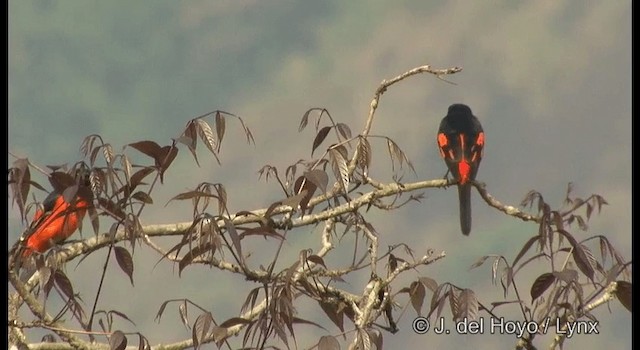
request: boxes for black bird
[436,104,485,235]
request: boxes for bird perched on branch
[20,164,93,258]
[436,104,484,235]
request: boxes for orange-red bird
[21,190,90,258]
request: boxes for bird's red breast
[22,194,89,257]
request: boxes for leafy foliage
[8,66,630,350]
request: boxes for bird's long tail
[458,183,472,236]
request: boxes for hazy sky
[9,2,631,349]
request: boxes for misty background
[9,1,631,349]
